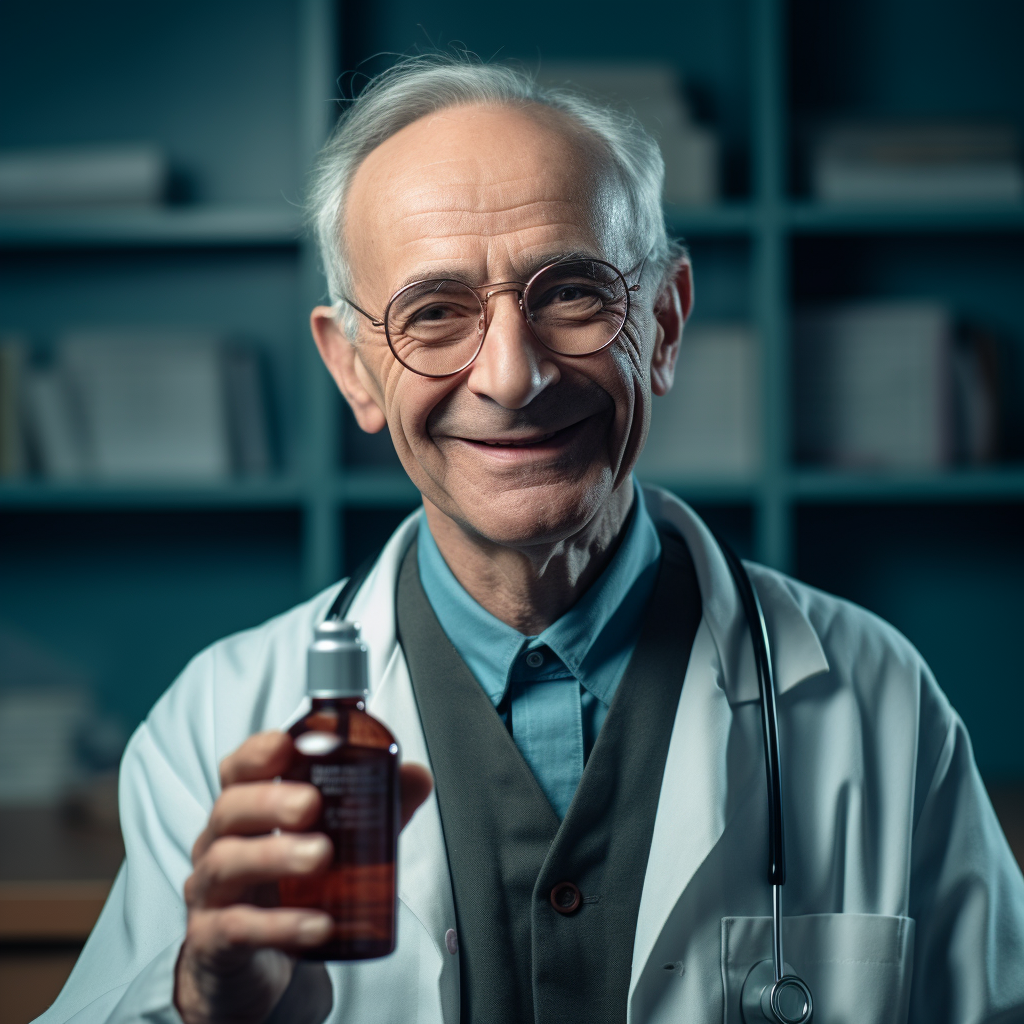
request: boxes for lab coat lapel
[630,488,830,1004]
[628,621,750,999]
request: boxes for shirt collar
[416,482,662,708]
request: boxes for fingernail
[298,915,333,944]
[294,835,332,864]
[285,786,316,814]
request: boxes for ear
[310,306,387,434]
[650,256,693,397]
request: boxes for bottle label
[312,762,390,831]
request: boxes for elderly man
[40,57,1024,1024]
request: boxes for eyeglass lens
[385,259,629,377]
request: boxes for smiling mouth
[456,421,587,449]
[473,429,559,447]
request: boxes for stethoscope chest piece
[741,959,813,1024]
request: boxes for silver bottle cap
[307,619,368,698]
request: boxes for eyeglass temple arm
[337,296,384,328]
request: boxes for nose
[466,290,560,409]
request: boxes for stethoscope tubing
[716,535,813,1022]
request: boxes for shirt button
[445,928,458,954]
[525,650,544,669]
[549,881,582,915]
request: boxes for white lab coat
[37,488,1024,1024]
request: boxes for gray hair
[308,53,681,336]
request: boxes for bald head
[344,102,632,310]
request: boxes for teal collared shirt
[416,484,661,818]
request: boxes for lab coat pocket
[721,913,915,1024]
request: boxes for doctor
[41,57,1024,1024]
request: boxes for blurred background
[0,0,1022,1018]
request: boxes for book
[536,61,720,206]
[812,123,1024,205]
[0,144,168,208]
[22,362,90,478]
[0,336,27,477]
[638,323,759,478]
[61,332,231,481]
[794,301,953,469]
[222,346,273,476]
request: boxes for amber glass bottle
[278,619,400,960]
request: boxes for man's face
[318,103,681,550]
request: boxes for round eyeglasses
[339,257,644,379]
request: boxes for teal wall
[0,0,1021,782]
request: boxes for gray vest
[396,530,702,1024]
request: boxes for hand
[174,731,433,1024]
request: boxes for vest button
[445,928,459,954]
[549,881,582,915]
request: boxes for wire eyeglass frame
[337,254,648,379]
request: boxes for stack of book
[638,323,759,478]
[0,627,94,806]
[793,300,1000,469]
[536,62,720,207]
[0,332,274,482]
[811,123,1024,205]
[0,144,168,209]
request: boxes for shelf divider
[751,0,793,572]
[299,0,342,595]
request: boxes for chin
[442,466,616,549]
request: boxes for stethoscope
[327,532,814,1022]
[716,537,814,1024]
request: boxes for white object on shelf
[62,331,231,481]
[812,123,1024,205]
[537,61,720,206]
[638,323,760,478]
[0,687,93,805]
[794,301,953,469]
[0,336,28,477]
[659,126,721,207]
[0,144,168,209]
[0,626,94,806]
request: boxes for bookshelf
[1,0,1022,782]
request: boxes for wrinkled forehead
[343,102,635,292]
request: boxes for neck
[422,480,635,635]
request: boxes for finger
[219,731,295,788]
[185,904,334,957]
[200,779,321,852]
[399,763,433,830]
[186,833,333,909]
[192,780,321,863]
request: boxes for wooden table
[0,805,122,1024]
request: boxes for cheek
[608,317,656,430]
[377,361,458,455]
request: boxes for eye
[411,304,451,323]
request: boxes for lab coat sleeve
[908,668,1024,1024]
[33,650,218,1024]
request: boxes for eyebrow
[391,247,605,294]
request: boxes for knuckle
[201,837,241,885]
[216,905,252,946]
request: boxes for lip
[448,418,592,461]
